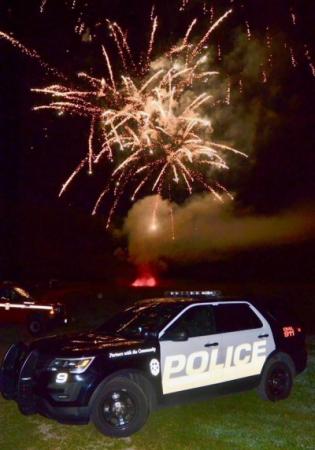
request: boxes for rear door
[159,304,226,394]
[213,302,275,382]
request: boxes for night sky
[0,0,314,282]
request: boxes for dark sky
[0,0,314,281]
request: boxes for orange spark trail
[0,31,66,79]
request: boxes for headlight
[49,357,95,374]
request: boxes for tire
[27,316,46,336]
[257,360,293,401]
[90,376,150,438]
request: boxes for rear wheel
[90,376,150,438]
[257,360,293,401]
[27,316,46,336]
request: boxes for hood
[29,331,145,357]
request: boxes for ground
[0,326,314,450]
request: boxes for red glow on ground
[131,275,157,287]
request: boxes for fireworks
[39,0,315,79]
[29,9,245,227]
[2,0,313,232]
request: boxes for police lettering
[163,340,267,381]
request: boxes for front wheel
[257,360,293,401]
[90,376,150,438]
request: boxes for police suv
[0,291,307,438]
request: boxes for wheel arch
[27,313,47,336]
[263,350,296,377]
[89,368,157,412]
[27,311,47,322]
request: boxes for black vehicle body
[0,294,307,435]
[0,333,160,423]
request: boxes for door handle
[258,334,269,338]
[204,342,218,347]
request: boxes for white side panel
[159,302,276,395]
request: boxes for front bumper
[37,399,89,424]
[0,344,90,424]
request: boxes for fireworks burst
[29,9,246,228]
[3,1,312,232]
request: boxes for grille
[0,343,28,399]
[2,345,51,407]
[18,350,39,406]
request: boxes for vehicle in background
[0,283,68,336]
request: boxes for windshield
[98,303,183,338]
[14,287,32,299]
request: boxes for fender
[260,351,296,377]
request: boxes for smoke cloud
[122,31,315,268]
[123,195,315,265]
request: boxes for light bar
[165,290,222,298]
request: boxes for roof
[136,296,249,307]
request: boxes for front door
[159,304,225,395]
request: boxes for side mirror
[161,328,188,341]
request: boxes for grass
[0,328,314,450]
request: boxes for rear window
[214,303,262,333]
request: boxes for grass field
[0,325,314,450]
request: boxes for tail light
[282,325,302,338]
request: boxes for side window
[214,304,262,333]
[11,290,20,302]
[166,305,215,338]
[3,288,25,303]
